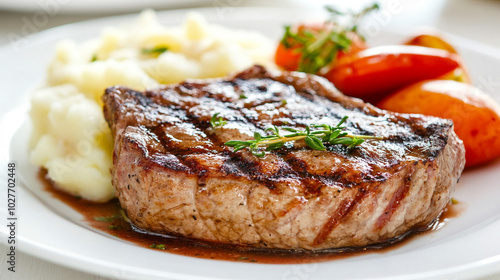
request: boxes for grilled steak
[103,65,465,250]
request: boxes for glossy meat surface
[103,65,465,250]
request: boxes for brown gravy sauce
[38,169,463,264]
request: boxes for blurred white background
[1,0,500,48]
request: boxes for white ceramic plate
[1,7,500,280]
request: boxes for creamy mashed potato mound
[30,10,275,202]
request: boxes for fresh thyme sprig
[281,4,379,74]
[210,113,227,128]
[225,116,382,158]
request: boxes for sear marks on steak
[103,65,465,250]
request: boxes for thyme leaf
[224,116,382,157]
[210,113,227,128]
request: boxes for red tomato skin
[275,42,301,71]
[325,45,463,104]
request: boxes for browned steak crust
[103,65,465,250]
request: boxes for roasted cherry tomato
[336,32,368,61]
[377,80,500,168]
[274,23,367,72]
[404,32,458,54]
[324,45,464,104]
[404,32,471,84]
[275,39,302,71]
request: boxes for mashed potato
[30,10,275,202]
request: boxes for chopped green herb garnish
[225,116,382,158]
[90,54,98,62]
[451,198,459,204]
[93,214,120,222]
[239,94,248,99]
[107,225,119,230]
[210,113,227,128]
[141,46,168,56]
[281,4,379,74]
[150,243,166,250]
